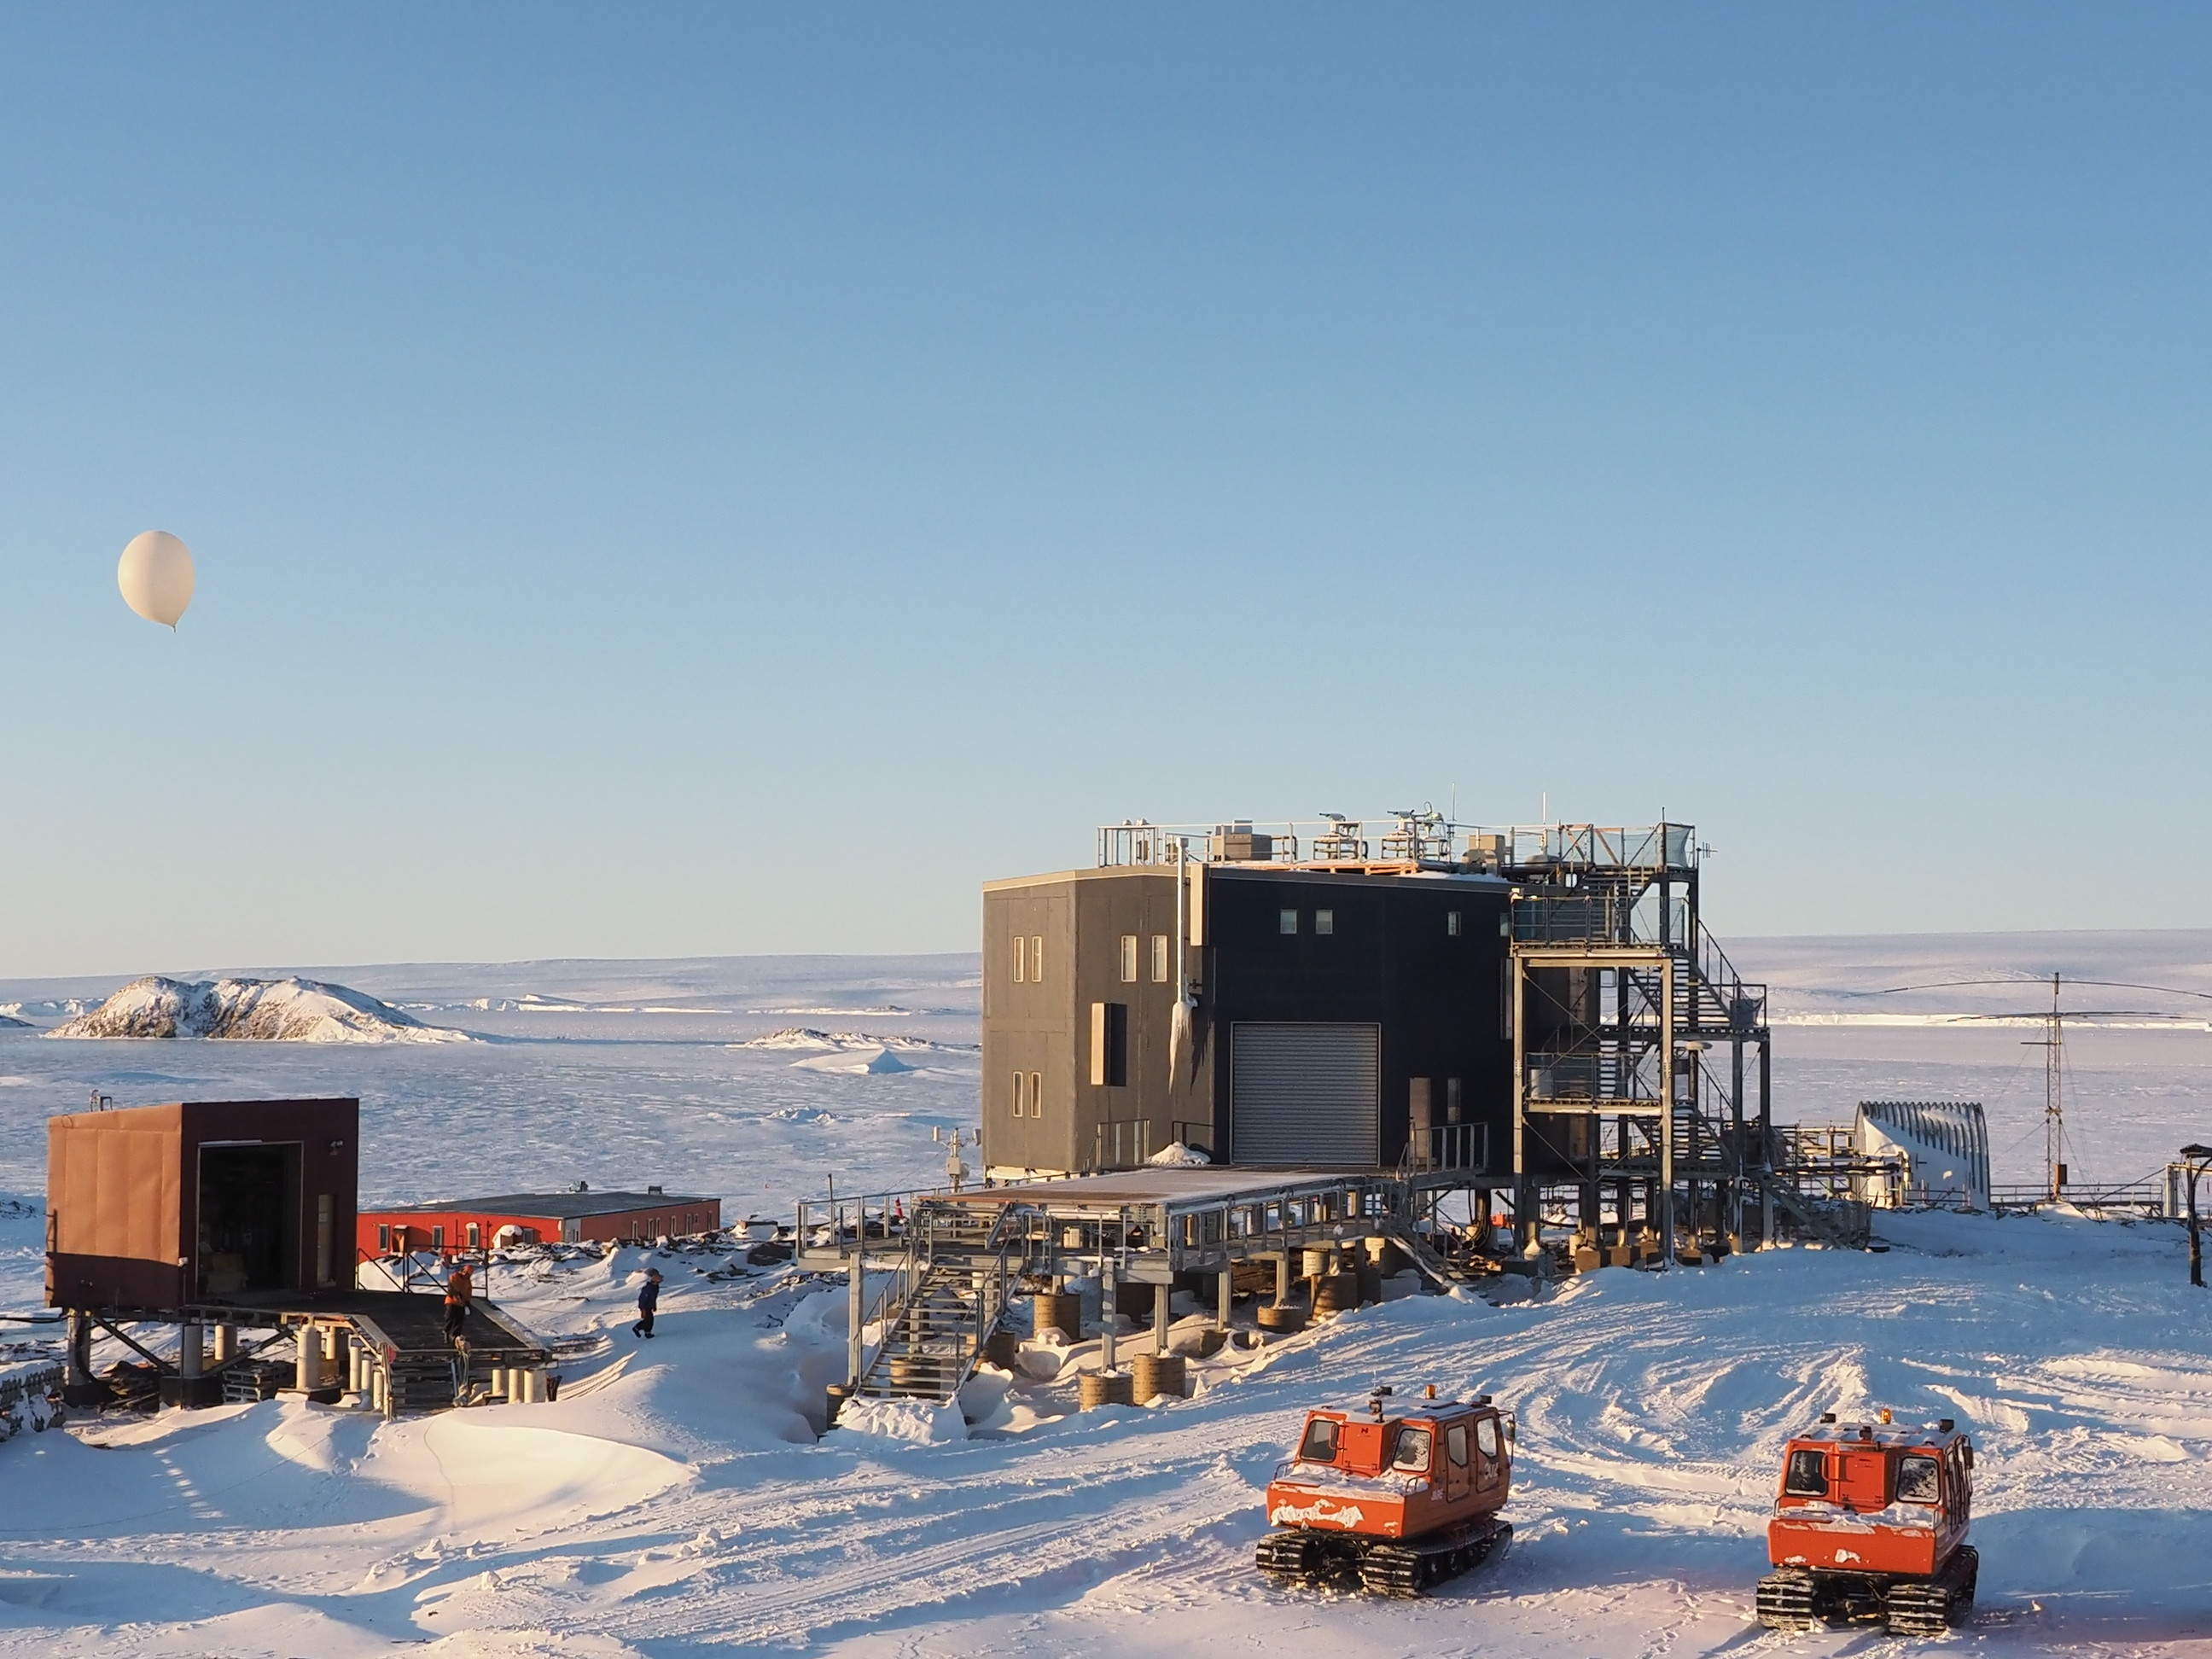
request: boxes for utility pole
[2023,974,2066,1202]
[2184,1144,2212,1289]
[2046,974,2064,1201]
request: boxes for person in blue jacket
[632,1266,662,1338]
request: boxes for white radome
[117,529,195,628]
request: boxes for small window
[1447,1423,1469,1468]
[1447,1077,1464,1122]
[1299,1417,1341,1462]
[377,1224,392,1253]
[466,1223,480,1249]
[1280,908,1299,934]
[1390,1425,1433,1473]
[1896,1454,1941,1504]
[1011,1070,1025,1118]
[1315,909,1335,935]
[431,1225,445,1251]
[1784,1448,1830,1497]
[1029,1071,1042,1117]
[1476,1417,1499,1458]
[1447,910,1463,937]
[1031,935,1044,981]
[1150,934,1169,983]
[1013,935,1027,984]
[1120,934,1138,983]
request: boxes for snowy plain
[0,934,2205,1657]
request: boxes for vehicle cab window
[1298,1418,1341,1463]
[1784,1448,1830,1497]
[1475,1417,1500,1459]
[1896,1453,1941,1504]
[1446,1423,1469,1468]
[1390,1426,1433,1473]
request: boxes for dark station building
[981,813,1776,1260]
[983,822,1513,1178]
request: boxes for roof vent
[1939,1417,1956,1433]
[1819,1412,1837,1423]
[648,1184,664,1195]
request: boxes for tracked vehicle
[1756,1412,1978,1637]
[1256,1388,1513,1595]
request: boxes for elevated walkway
[61,1288,553,1416]
[803,1150,1878,1406]
[803,1167,1418,1405]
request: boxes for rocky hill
[47,975,469,1044]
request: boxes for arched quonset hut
[1854,1100,1990,1210]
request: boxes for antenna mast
[2044,972,2064,1201]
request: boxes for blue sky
[2,6,2207,975]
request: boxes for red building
[358,1187,721,1258]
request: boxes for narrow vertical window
[1151,934,1169,983]
[1013,934,1027,983]
[1447,1077,1464,1122]
[466,1222,480,1249]
[1089,1004,1128,1086]
[1315,909,1335,935]
[1447,910,1463,937]
[377,1224,392,1253]
[1280,908,1299,934]
[1031,935,1044,981]
[1029,1071,1042,1117]
[1012,1070,1025,1117]
[1120,934,1138,982]
[431,1225,445,1251]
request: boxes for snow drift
[791,1046,918,1074]
[47,975,469,1044]
[734,1026,968,1053]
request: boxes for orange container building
[46,1097,359,1311]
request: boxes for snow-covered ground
[0,936,2205,1656]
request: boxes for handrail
[1098,818,1698,871]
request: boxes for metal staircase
[853,1202,1027,1404]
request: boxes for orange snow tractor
[1256,1387,1513,1594]
[1756,1412,1979,1636]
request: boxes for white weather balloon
[117,531,195,628]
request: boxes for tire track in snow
[550,1459,1258,1646]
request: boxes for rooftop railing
[1097,817,1700,871]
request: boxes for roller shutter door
[1231,1022,1380,1167]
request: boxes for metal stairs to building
[853,1202,1027,1405]
[351,1298,550,1412]
[1761,1177,1870,1251]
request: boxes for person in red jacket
[444,1260,474,1348]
